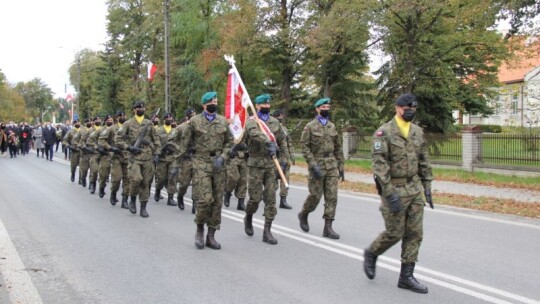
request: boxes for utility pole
[164,0,171,113]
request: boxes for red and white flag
[225,68,248,141]
[248,116,276,142]
[66,93,74,102]
[147,62,157,81]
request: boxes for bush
[455,124,502,133]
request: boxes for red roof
[498,40,540,84]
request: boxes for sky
[0,0,108,98]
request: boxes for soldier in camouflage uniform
[86,116,103,195]
[115,101,161,218]
[272,109,294,209]
[77,118,93,188]
[177,92,232,250]
[243,94,289,245]
[223,132,248,211]
[109,112,130,208]
[297,98,344,239]
[63,119,82,183]
[154,113,177,206]
[97,115,117,199]
[363,93,433,294]
[170,108,196,212]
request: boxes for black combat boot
[298,211,309,232]
[98,187,106,198]
[244,213,254,236]
[205,228,221,250]
[81,177,86,188]
[78,176,82,185]
[279,196,292,209]
[167,194,177,206]
[90,182,96,194]
[154,188,162,202]
[223,192,231,208]
[262,220,277,245]
[398,263,428,294]
[195,224,204,249]
[323,219,340,239]
[237,198,245,211]
[121,195,129,209]
[363,248,378,280]
[177,194,184,210]
[140,201,149,218]
[129,196,137,214]
[70,169,76,182]
[110,191,117,206]
[192,201,196,214]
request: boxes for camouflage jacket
[62,128,81,148]
[86,126,103,151]
[156,125,175,162]
[115,117,161,161]
[372,117,433,198]
[77,127,92,151]
[178,113,232,164]
[301,118,344,174]
[244,116,289,168]
[97,125,116,155]
[169,121,193,165]
[281,124,295,163]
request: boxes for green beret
[201,91,217,104]
[314,98,331,107]
[254,94,271,105]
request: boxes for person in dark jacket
[42,122,57,161]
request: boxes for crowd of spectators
[0,120,72,160]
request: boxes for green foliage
[14,78,53,123]
[0,70,27,122]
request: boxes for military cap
[272,109,283,117]
[93,116,101,121]
[115,111,125,117]
[185,107,195,117]
[132,100,145,109]
[201,91,217,104]
[104,115,112,120]
[395,93,417,107]
[163,113,173,119]
[72,119,79,123]
[314,97,331,107]
[254,94,271,105]
[84,118,91,123]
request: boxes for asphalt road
[0,152,539,304]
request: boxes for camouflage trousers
[111,157,129,196]
[301,167,339,220]
[191,158,225,229]
[70,151,80,173]
[128,159,155,203]
[98,154,112,189]
[176,158,193,198]
[79,153,91,181]
[225,157,248,199]
[275,162,290,197]
[89,154,101,183]
[245,166,277,221]
[155,159,176,194]
[368,192,424,263]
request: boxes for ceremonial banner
[225,68,248,141]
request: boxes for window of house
[512,93,519,115]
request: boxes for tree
[14,78,54,123]
[0,70,27,122]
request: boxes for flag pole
[224,55,288,188]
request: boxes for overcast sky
[0,0,107,98]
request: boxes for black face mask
[206,104,217,113]
[402,109,416,122]
[106,121,113,127]
[153,121,159,126]
[259,108,270,115]
[164,119,172,126]
[171,123,177,128]
[86,123,92,128]
[136,109,145,116]
[118,118,126,124]
[319,110,330,118]
[74,124,80,129]
[94,122,101,126]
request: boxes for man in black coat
[42,122,57,161]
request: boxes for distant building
[457,40,540,127]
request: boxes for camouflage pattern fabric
[225,155,248,199]
[77,127,92,182]
[276,124,293,197]
[86,127,102,183]
[97,126,116,189]
[300,118,344,220]
[63,128,81,173]
[109,123,130,196]
[169,122,193,198]
[155,125,176,194]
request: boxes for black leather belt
[390,176,415,185]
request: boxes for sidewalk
[290,166,540,203]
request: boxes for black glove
[127,146,141,155]
[109,146,120,154]
[425,189,434,209]
[386,193,402,214]
[265,142,277,157]
[311,164,323,179]
[339,170,345,181]
[229,149,238,158]
[214,156,225,170]
[153,155,160,166]
[169,166,179,178]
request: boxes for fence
[477,133,540,168]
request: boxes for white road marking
[0,218,43,304]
